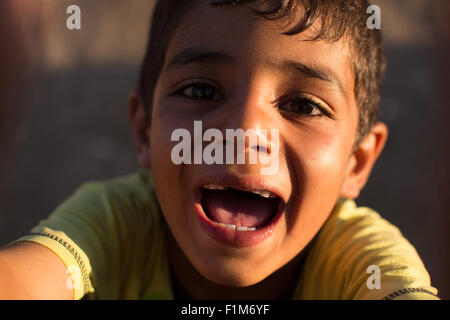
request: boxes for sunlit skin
[129,0,388,299]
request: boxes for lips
[193,175,285,247]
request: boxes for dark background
[1,0,449,298]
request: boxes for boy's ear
[128,91,152,169]
[340,122,388,199]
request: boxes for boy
[0,0,439,300]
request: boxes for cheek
[150,121,173,165]
[292,123,350,177]
[287,125,352,211]
[149,100,188,217]
[150,97,191,170]
[307,137,348,186]
[281,128,351,249]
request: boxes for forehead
[164,0,355,101]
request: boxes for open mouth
[199,184,283,232]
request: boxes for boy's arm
[0,241,73,300]
[1,172,158,300]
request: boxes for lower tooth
[215,222,256,231]
[237,226,256,231]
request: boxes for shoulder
[74,170,155,203]
[50,170,163,246]
[14,170,165,299]
[296,200,439,300]
[55,170,159,220]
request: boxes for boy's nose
[225,82,278,132]
[221,83,280,154]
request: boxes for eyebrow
[164,48,344,93]
[164,48,234,72]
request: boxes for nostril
[250,144,269,154]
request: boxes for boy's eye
[175,83,222,101]
[173,84,331,118]
[278,98,329,117]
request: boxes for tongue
[202,189,279,228]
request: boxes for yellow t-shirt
[12,171,439,300]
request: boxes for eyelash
[172,83,222,101]
[277,97,332,119]
[171,82,332,118]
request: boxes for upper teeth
[250,190,277,198]
[203,185,277,198]
[203,184,226,190]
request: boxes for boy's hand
[0,242,73,300]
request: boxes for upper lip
[193,173,287,204]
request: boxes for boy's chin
[205,273,267,288]
[196,259,273,287]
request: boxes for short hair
[137,0,386,143]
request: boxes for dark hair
[138,0,386,142]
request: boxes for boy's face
[147,1,361,286]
